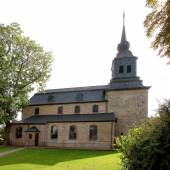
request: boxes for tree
[117,99,170,170]
[0,23,53,143]
[144,0,170,60]
[0,125,5,144]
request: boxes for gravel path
[0,147,24,157]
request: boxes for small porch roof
[25,126,40,132]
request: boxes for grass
[0,145,16,153]
[0,148,121,170]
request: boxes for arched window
[51,126,58,139]
[89,125,97,140]
[16,127,22,138]
[74,105,80,114]
[69,125,77,140]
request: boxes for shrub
[118,100,170,170]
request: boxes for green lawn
[0,146,16,153]
[0,148,121,170]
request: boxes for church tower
[107,13,150,136]
[110,13,143,89]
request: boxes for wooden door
[35,133,39,146]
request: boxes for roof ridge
[42,85,108,94]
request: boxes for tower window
[58,106,63,114]
[119,65,124,73]
[127,65,131,73]
[74,105,80,114]
[34,108,39,115]
[92,105,98,112]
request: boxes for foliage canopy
[0,23,53,126]
[144,0,170,60]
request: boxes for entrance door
[35,133,39,146]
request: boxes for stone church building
[9,19,150,149]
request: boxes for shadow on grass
[0,148,119,166]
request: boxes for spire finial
[123,11,125,26]
[117,12,131,56]
[121,11,126,42]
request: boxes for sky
[0,0,170,116]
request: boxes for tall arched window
[51,126,58,139]
[69,125,77,140]
[89,125,97,140]
[16,127,22,138]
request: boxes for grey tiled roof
[29,84,149,106]
[18,113,116,124]
[30,85,108,106]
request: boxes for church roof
[44,85,108,93]
[14,113,116,124]
[29,85,108,106]
[29,85,150,106]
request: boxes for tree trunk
[4,121,11,145]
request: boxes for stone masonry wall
[106,89,148,136]
[10,122,115,149]
[10,124,48,146]
[22,102,107,119]
[47,122,115,149]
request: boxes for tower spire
[121,11,127,42]
[117,11,131,56]
[110,13,143,90]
